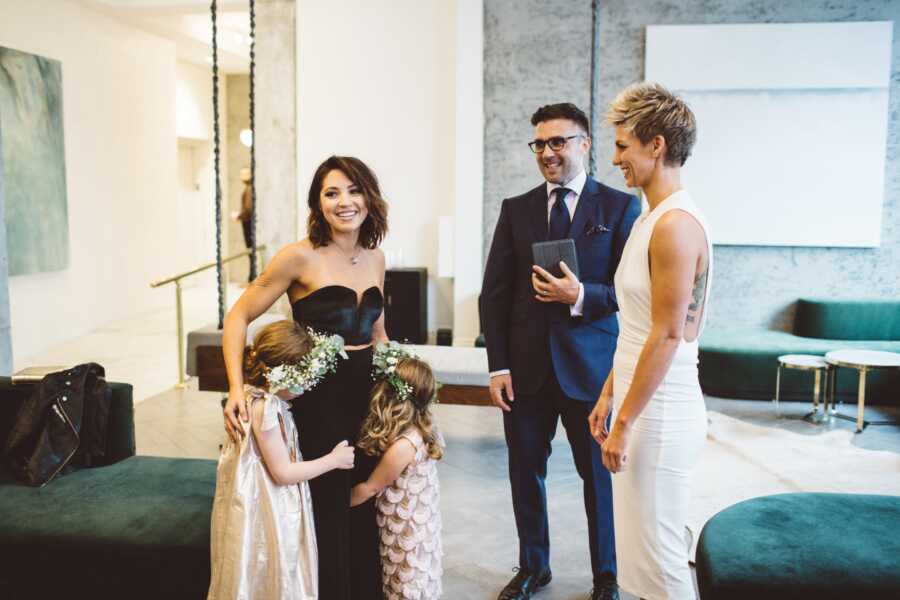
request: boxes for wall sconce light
[239,128,253,148]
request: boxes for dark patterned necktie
[548,187,572,240]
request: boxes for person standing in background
[232,166,254,283]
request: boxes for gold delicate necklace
[337,244,361,265]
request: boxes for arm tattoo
[686,269,708,324]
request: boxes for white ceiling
[82,0,254,73]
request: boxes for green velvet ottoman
[0,377,217,599]
[0,455,217,599]
[696,493,900,600]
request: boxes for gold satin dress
[208,386,318,600]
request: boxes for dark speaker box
[384,268,427,344]
[436,328,453,346]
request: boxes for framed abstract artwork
[0,45,69,275]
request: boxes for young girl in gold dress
[351,350,444,600]
[208,321,355,600]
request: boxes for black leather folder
[532,239,579,280]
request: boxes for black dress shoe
[497,567,552,600]
[589,578,620,600]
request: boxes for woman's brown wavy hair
[307,155,388,249]
[357,358,443,460]
[243,320,313,389]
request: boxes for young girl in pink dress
[351,349,444,600]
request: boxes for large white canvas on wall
[645,22,892,247]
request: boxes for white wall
[452,0,484,346]
[176,61,219,286]
[1,0,182,363]
[645,22,892,248]
[296,0,483,344]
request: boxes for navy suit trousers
[502,369,616,583]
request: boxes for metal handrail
[151,245,266,388]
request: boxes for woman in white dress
[588,82,711,600]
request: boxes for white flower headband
[371,341,439,406]
[264,329,348,395]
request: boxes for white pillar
[452,0,484,346]
[256,0,298,261]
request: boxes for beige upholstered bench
[187,323,492,406]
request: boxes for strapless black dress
[291,285,384,600]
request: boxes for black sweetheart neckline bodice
[291,285,383,346]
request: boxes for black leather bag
[4,363,110,486]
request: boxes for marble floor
[137,382,900,600]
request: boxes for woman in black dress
[221,156,388,599]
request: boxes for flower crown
[371,341,440,406]
[264,329,348,395]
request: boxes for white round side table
[775,354,830,422]
[825,349,900,433]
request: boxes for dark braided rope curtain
[211,0,258,330]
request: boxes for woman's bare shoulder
[270,239,316,268]
[367,247,385,265]
[653,210,705,246]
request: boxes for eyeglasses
[528,135,584,153]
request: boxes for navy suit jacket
[480,177,640,402]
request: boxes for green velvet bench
[700,298,900,404]
[696,493,900,599]
[0,378,217,599]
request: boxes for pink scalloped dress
[375,427,443,600]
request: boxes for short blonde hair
[606,82,696,167]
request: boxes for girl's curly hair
[357,357,442,460]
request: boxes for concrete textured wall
[484,0,900,330]
[591,0,900,330]
[0,125,11,374]
[483,0,594,261]
[256,0,297,274]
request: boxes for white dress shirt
[546,170,586,318]
[490,170,587,379]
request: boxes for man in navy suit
[481,103,640,600]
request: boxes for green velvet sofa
[0,378,217,599]
[699,298,900,404]
[696,493,900,599]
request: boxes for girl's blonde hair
[357,357,443,460]
[243,320,313,389]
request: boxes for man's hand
[532,262,580,305]
[489,373,515,412]
[224,386,249,443]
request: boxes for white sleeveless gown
[611,190,712,600]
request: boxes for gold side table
[775,354,830,422]
[825,349,900,433]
